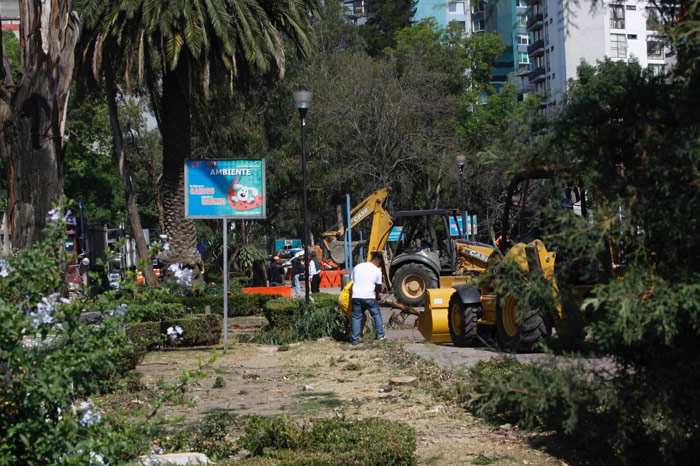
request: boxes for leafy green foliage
[0,212,153,464]
[126,314,222,347]
[238,416,417,465]
[245,297,348,345]
[1,30,20,81]
[263,298,302,330]
[474,56,700,464]
[359,0,416,56]
[158,411,240,461]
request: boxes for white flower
[46,208,61,223]
[89,451,106,466]
[108,303,128,317]
[0,259,13,278]
[78,401,101,426]
[167,264,193,287]
[162,243,170,251]
[159,234,168,240]
[166,325,184,342]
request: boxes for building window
[610,33,627,58]
[472,19,485,32]
[472,1,485,14]
[610,4,625,29]
[518,52,530,64]
[648,64,665,76]
[448,2,465,14]
[518,14,527,27]
[647,8,661,31]
[546,50,550,72]
[628,34,637,40]
[545,24,549,44]
[453,20,467,32]
[647,39,664,60]
[517,34,530,45]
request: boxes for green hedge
[180,293,282,317]
[238,416,417,465]
[126,314,222,348]
[311,292,339,308]
[263,298,301,329]
[129,302,188,322]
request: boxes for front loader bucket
[415,288,454,343]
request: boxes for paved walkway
[319,284,612,373]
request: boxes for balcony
[527,39,545,57]
[528,66,546,83]
[526,13,543,30]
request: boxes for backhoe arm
[321,188,393,264]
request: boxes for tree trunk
[0,1,79,248]
[158,60,202,272]
[104,60,158,287]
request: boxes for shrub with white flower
[28,293,63,328]
[88,451,107,466]
[0,258,14,278]
[46,207,62,223]
[167,263,194,288]
[166,325,184,343]
[78,401,102,427]
[108,303,128,318]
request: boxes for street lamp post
[294,90,313,307]
[455,155,468,240]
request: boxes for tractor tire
[496,295,546,352]
[448,293,479,347]
[392,263,438,307]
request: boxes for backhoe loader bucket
[327,239,367,266]
[415,288,454,343]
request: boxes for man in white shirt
[309,251,321,293]
[350,252,386,344]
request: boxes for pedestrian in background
[291,254,303,297]
[350,252,385,344]
[309,251,321,293]
[267,256,285,287]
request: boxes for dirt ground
[132,329,568,466]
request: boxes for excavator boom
[321,188,393,265]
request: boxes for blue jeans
[292,274,301,296]
[351,298,385,343]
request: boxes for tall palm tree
[79,0,318,274]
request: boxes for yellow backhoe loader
[417,169,595,351]
[321,188,495,306]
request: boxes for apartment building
[526,0,674,106]
[479,0,532,91]
[414,0,471,33]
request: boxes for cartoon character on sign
[231,184,258,203]
[228,177,262,210]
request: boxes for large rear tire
[448,293,479,347]
[392,263,438,307]
[496,295,546,352]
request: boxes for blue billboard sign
[387,226,404,242]
[185,159,266,219]
[449,215,477,237]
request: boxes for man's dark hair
[370,251,384,264]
